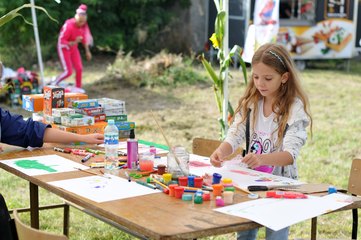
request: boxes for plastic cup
[139,152,154,172]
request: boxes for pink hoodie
[58,18,93,50]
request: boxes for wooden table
[0,144,360,239]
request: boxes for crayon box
[43,86,65,116]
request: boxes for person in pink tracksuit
[54,4,93,88]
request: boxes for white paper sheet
[215,193,353,231]
[0,154,88,176]
[48,175,161,202]
[188,155,303,188]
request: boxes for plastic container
[223,191,234,205]
[174,187,185,199]
[178,176,188,186]
[163,173,172,185]
[194,177,203,188]
[104,119,119,176]
[167,146,189,178]
[212,173,222,184]
[212,184,223,197]
[139,151,154,172]
[168,184,178,197]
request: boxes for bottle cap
[129,129,135,139]
[182,194,193,201]
[222,178,233,184]
[108,119,115,124]
[328,185,337,194]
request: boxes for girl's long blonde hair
[234,43,312,145]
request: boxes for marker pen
[81,153,93,163]
[54,147,71,154]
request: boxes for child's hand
[210,148,225,168]
[75,36,83,43]
[242,153,263,169]
[82,133,104,144]
[0,145,3,153]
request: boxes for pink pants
[55,46,83,88]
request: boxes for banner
[242,0,280,62]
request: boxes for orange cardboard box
[64,93,88,108]
[22,94,44,112]
[51,121,107,135]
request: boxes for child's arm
[43,128,104,145]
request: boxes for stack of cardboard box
[22,86,135,138]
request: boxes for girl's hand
[0,145,3,153]
[75,36,83,43]
[242,153,263,169]
[85,50,92,61]
[210,148,225,168]
[81,133,104,144]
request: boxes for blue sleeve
[0,108,51,148]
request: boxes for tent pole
[222,0,229,136]
[30,0,45,88]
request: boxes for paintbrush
[74,167,111,179]
[150,110,186,176]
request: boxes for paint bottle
[167,146,189,178]
[223,191,234,205]
[212,173,222,184]
[212,184,223,197]
[215,196,225,207]
[127,129,138,170]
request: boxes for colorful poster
[278,19,354,59]
[0,154,88,176]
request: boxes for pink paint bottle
[127,129,138,170]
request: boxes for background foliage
[0,0,190,67]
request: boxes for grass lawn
[0,57,360,239]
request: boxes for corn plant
[200,0,248,139]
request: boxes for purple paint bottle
[127,129,138,170]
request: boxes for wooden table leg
[63,204,70,236]
[29,182,39,229]
[311,217,317,240]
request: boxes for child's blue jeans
[237,227,289,240]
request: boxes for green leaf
[226,45,248,85]
[0,3,58,28]
[239,57,248,85]
[228,101,234,116]
[200,54,220,85]
[215,11,225,48]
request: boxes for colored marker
[81,153,93,163]
[90,162,105,168]
[86,148,104,155]
[54,147,71,154]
